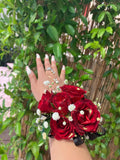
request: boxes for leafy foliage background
[0,0,120,159]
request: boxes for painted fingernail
[36,53,40,59]
[62,65,65,70]
[26,66,31,75]
[51,55,55,61]
[45,54,49,59]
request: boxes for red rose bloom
[38,91,53,113]
[60,85,86,103]
[51,92,71,115]
[71,99,100,135]
[50,116,75,140]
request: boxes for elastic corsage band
[37,85,106,146]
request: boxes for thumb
[26,66,37,85]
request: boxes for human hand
[26,54,65,102]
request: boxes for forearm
[49,138,92,160]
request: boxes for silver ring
[46,67,52,71]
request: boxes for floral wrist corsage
[36,85,106,146]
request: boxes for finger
[36,54,45,78]
[51,55,59,77]
[44,54,51,71]
[26,66,37,85]
[60,65,65,81]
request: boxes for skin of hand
[26,54,92,160]
[26,54,65,102]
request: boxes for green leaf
[98,11,106,23]
[97,28,105,38]
[29,13,37,26]
[37,6,44,18]
[84,42,92,49]
[100,47,106,58]
[65,24,75,36]
[38,139,44,147]
[116,94,120,101]
[65,66,73,74]
[15,122,21,136]
[26,151,33,160]
[91,28,98,39]
[34,32,41,45]
[4,88,13,97]
[53,42,62,62]
[69,6,75,14]
[106,27,113,34]
[109,4,117,12]
[31,142,39,160]
[113,72,118,80]
[38,153,43,160]
[47,25,59,42]
[45,43,54,51]
[114,136,119,146]
[0,118,13,134]
[80,74,92,81]
[97,4,105,9]
[84,69,94,74]
[103,70,112,77]
[80,15,88,26]
[1,154,8,160]
[106,11,113,23]
[0,145,6,154]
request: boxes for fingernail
[51,55,55,61]
[26,66,31,75]
[36,53,40,59]
[45,54,49,59]
[62,65,65,70]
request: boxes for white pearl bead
[80,110,84,115]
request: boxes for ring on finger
[46,67,52,71]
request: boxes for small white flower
[36,118,40,124]
[38,125,43,131]
[85,135,89,140]
[52,112,60,121]
[68,104,76,112]
[97,117,101,121]
[40,115,47,121]
[68,116,73,121]
[98,103,101,107]
[63,121,66,125]
[94,101,97,105]
[76,83,80,87]
[36,109,41,116]
[42,132,47,140]
[43,121,48,128]
[43,80,50,86]
[80,110,84,115]
[80,85,83,89]
[64,79,68,84]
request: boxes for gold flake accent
[68,133,74,138]
[77,88,80,90]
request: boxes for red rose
[51,92,71,115]
[38,91,53,113]
[71,99,100,135]
[50,116,75,140]
[60,85,86,103]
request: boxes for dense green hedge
[0,0,120,159]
